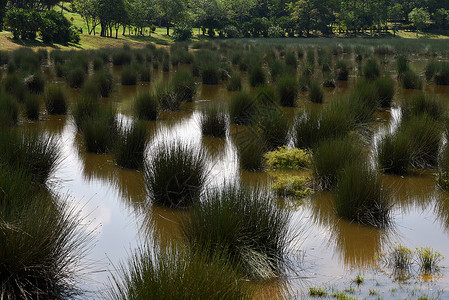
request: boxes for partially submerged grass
[416,247,444,273]
[252,107,290,151]
[374,76,395,107]
[387,244,413,271]
[277,75,298,107]
[401,92,444,121]
[335,161,391,227]
[401,69,423,90]
[81,106,118,153]
[249,65,266,87]
[25,94,40,120]
[377,131,411,175]
[107,242,252,300]
[73,96,100,130]
[172,70,196,102]
[144,142,208,208]
[235,128,266,171]
[45,85,67,115]
[227,72,242,91]
[121,65,138,86]
[312,136,362,190]
[363,58,380,81]
[156,83,179,111]
[115,121,148,169]
[229,91,255,125]
[0,130,61,184]
[134,91,159,120]
[0,92,19,127]
[181,184,293,279]
[200,104,228,138]
[308,81,323,104]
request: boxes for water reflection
[307,193,391,269]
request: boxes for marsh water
[28,56,449,299]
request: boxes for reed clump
[172,70,196,102]
[81,106,118,154]
[121,65,138,86]
[45,85,68,115]
[229,91,255,125]
[115,121,148,169]
[200,104,228,138]
[277,75,298,107]
[181,184,292,279]
[0,93,19,127]
[144,142,208,208]
[134,91,159,120]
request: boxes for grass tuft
[114,121,148,169]
[45,85,67,115]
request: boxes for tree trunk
[166,23,170,36]
[123,25,126,35]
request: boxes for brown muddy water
[24,57,449,299]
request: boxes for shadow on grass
[6,36,63,49]
[124,34,170,45]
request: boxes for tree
[156,0,188,35]
[409,7,430,36]
[7,0,60,10]
[433,8,449,29]
[227,0,256,25]
[0,0,7,31]
[73,0,101,35]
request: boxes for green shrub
[144,142,208,208]
[335,161,391,227]
[312,136,362,190]
[264,146,311,170]
[107,242,251,300]
[386,244,413,271]
[115,121,147,169]
[277,75,298,107]
[270,175,313,198]
[200,104,228,138]
[45,84,67,115]
[172,70,196,102]
[172,23,193,41]
[181,184,292,279]
[134,91,159,120]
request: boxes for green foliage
[181,184,292,279]
[252,107,290,151]
[277,75,298,107]
[45,84,67,115]
[73,96,100,130]
[434,62,449,85]
[112,50,132,66]
[172,70,196,102]
[107,242,252,300]
[401,92,443,121]
[5,8,41,40]
[336,59,350,81]
[249,65,266,87]
[115,121,147,169]
[229,91,255,125]
[401,70,422,90]
[24,93,40,120]
[227,72,242,91]
[416,247,443,273]
[235,129,266,171]
[66,67,86,88]
[144,142,208,208]
[377,131,411,175]
[396,54,409,75]
[363,58,380,81]
[40,10,80,44]
[81,106,118,153]
[264,146,311,170]
[24,73,45,94]
[172,23,193,41]
[309,287,327,297]
[308,81,323,103]
[201,63,220,85]
[156,83,179,111]
[93,69,114,97]
[312,136,362,190]
[134,92,159,121]
[200,104,228,138]
[374,76,395,107]
[335,161,391,227]
[270,175,313,198]
[121,65,138,86]
[0,93,19,127]
[387,244,413,271]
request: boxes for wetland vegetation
[1,39,449,299]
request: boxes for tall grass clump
[292,111,320,149]
[434,62,449,85]
[121,65,138,86]
[249,65,267,87]
[229,91,255,125]
[235,129,266,171]
[115,121,147,169]
[277,75,298,107]
[107,242,251,300]
[144,142,208,208]
[437,141,449,189]
[134,91,159,120]
[24,94,40,120]
[181,184,293,279]
[253,107,290,151]
[93,69,114,97]
[425,59,438,81]
[374,76,395,107]
[401,92,443,121]
[73,96,100,130]
[24,73,45,94]
[308,81,323,103]
[396,54,409,76]
[398,114,442,168]
[363,58,380,81]
[139,65,152,82]
[269,59,285,82]
[112,50,132,66]
[284,51,298,70]
[81,106,118,154]
[312,136,362,190]
[3,73,26,102]
[377,131,411,175]
[201,63,220,85]
[172,70,196,102]
[347,80,378,123]
[156,83,179,111]
[0,93,19,127]
[66,67,86,88]
[416,247,444,273]
[200,104,228,137]
[0,130,61,184]
[335,161,391,227]
[400,69,422,90]
[335,59,350,81]
[227,72,242,91]
[0,192,91,299]
[45,85,67,115]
